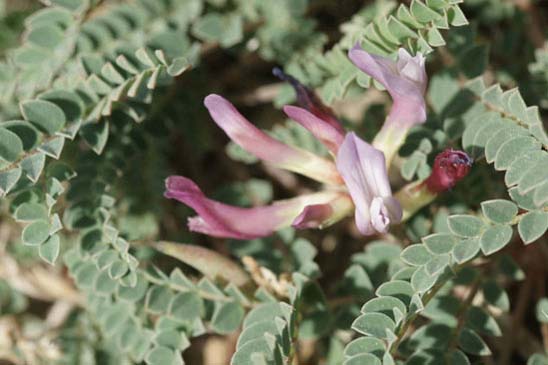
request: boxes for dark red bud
[273,67,343,131]
[425,149,472,193]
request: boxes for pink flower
[165,91,403,239]
[165,176,351,239]
[348,45,428,165]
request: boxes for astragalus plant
[0,0,547,364]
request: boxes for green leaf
[344,337,385,359]
[94,271,117,294]
[344,353,382,365]
[536,298,548,323]
[236,320,280,350]
[465,306,501,337]
[21,100,66,134]
[505,150,545,188]
[0,167,22,196]
[508,187,538,211]
[21,153,46,182]
[401,244,432,266]
[231,339,273,365]
[518,155,548,195]
[482,280,510,312]
[351,312,396,339]
[458,45,488,78]
[212,301,244,334]
[191,13,243,47]
[458,328,491,356]
[376,280,414,306]
[481,200,518,224]
[361,296,407,321]
[452,237,480,264]
[22,220,50,246]
[39,234,60,264]
[154,329,190,351]
[80,121,109,155]
[498,255,525,281]
[411,265,437,292]
[494,136,541,171]
[425,254,451,275]
[38,136,65,159]
[74,262,99,288]
[0,128,23,162]
[118,274,148,302]
[447,215,484,237]
[527,353,548,365]
[145,346,179,365]
[169,292,203,323]
[26,25,64,48]
[145,286,173,314]
[14,202,48,222]
[480,225,513,255]
[410,0,442,23]
[3,120,41,151]
[485,125,527,163]
[167,57,190,77]
[243,303,287,328]
[422,233,456,254]
[49,0,85,11]
[109,260,129,280]
[518,211,548,244]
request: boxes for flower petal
[291,193,353,229]
[204,94,342,185]
[283,105,345,154]
[273,67,345,133]
[165,175,346,239]
[348,44,427,127]
[336,133,402,235]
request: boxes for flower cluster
[165,45,471,239]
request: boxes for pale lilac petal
[283,105,345,154]
[382,196,403,223]
[369,196,402,233]
[165,176,346,239]
[336,133,402,235]
[348,44,427,127]
[370,197,390,233]
[204,94,342,185]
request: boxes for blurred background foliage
[0,0,546,364]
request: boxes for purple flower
[336,133,402,235]
[165,92,403,239]
[349,45,428,165]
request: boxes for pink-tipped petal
[292,204,333,229]
[283,105,345,154]
[336,133,402,235]
[273,68,345,133]
[165,175,347,239]
[291,193,354,229]
[204,94,342,185]
[348,44,427,127]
